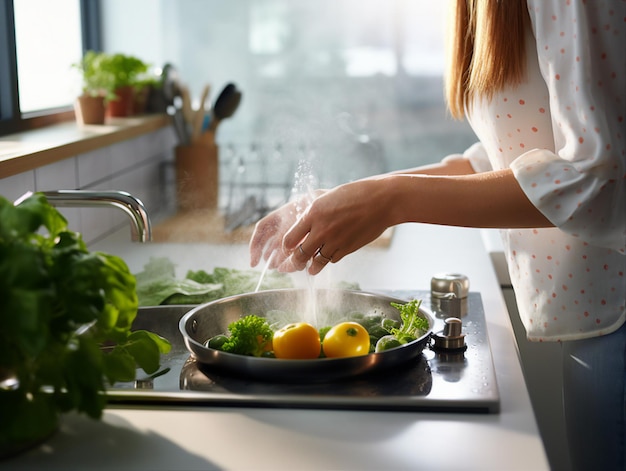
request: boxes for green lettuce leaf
[134,257,294,306]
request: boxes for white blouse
[462,0,625,341]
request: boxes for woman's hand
[249,158,475,273]
[249,199,299,269]
[265,177,395,275]
[249,190,325,270]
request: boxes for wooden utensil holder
[175,140,219,210]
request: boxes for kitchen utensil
[192,84,211,141]
[179,289,434,382]
[174,95,191,144]
[167,104,188,145]
[208,83,242,133]
[180,85,194,126]
[161,63,181,105]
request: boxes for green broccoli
[220,315,274,357]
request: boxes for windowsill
[0,114,170,179]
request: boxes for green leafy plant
[103,52,150,91]
[0,193,171,450]
[73,50,116,101]
[73,51,151,101]
[132,72,161,93]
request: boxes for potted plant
[73,50,116,125]
[0,193,171,458]
[100,53,150,117]
[132,72,161,115]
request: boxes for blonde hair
[445,0,529,118]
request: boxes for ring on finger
[298,244,309,257]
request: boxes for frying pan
[179,289,434,382]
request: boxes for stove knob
[432,317,467,352]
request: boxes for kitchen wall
[3,0,477,239]
[0,127,177,245]
[101,0,476,182]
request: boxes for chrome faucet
[16,190,152,242]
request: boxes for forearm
[382,168,553,229]
[389,156,476,176]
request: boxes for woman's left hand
[279,177,395,275]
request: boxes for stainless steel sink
[133,305,194,347]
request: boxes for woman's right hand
[249,190,325,269]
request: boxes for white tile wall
[0,126,176,245]
[0,171,36,203]
[35,157,81,230]
[77,147,112,188]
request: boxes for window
[14,0,83,113]
[0,0,101,136]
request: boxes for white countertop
[1,223,549,470]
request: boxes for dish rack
[219,142,295,231]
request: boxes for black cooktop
[107,291,500,413]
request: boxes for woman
[250,1,625,469]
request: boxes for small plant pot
[107,85,135,117]
[74,94,106,125]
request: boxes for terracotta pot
[106,85,135,117]
[74,94,106,125]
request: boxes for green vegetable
[220,315,273,357]
[390,299,429,344]
[206,334,229,350]
[134,258,294,306]
[381,318,400,331]
[134,257,224,306]
[375,335,402,352]
[366,324,390,340]
[346,311,365,321]
[0,193,171,448]
[357,314,383,329]
[318,325,332,341]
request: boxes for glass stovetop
[107,291,500,414]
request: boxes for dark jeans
[562,321,626,471]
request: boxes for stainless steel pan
[179,289,434,382]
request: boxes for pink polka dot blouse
[463,0,625,341]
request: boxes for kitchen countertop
[0,115,169,179]
[1,223,549,470]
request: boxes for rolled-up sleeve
[510,0,625,253]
